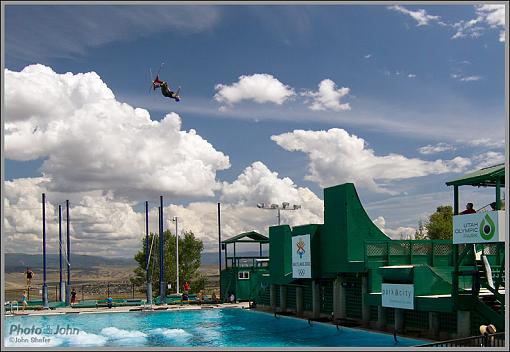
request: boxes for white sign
[292,234,311,278]
[453,211,505,244]
[381,283,414,310]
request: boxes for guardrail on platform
[417,332,505,347]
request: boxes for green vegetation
[415,205,453,240]
[131,230,207,294]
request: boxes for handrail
[417,332,505,347]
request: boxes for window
[238,271,250,280]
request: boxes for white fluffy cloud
[372,216,417,240]
[301,79,351,111]
[471,151,505,170]
[3,178,145,256]
[271,128,472,194]
[452,4,506,42]
[418,143,456,155]
[388,5,440,26]
[214,73,295,109]
[5,65,230,199]
[465,138,505,148]
[220,161,324,224]
[3,163,325,256]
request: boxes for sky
[2,3,508,258]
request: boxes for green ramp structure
[247,167,505,341]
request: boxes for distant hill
[5,250,269,272]
[4,253,136,273]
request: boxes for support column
[311,280,320,319]
[296,287,304,316]
[333,276,345,320]
[394,308,404,333]
[456,311,471,338]
[361,275,370,325]
[428,312,439,339]
[279,286,287,312]
[377,306,386,330]
[270,284,277,311]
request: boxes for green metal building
[219,231,270,303]
[220,164,505,340]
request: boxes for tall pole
[65,199,71,306]
[277,208,281,226]
[218,202,222,273]
[145,201,152,304]
[218,202,222,306]
[59,205,64,302]
[159,196,166,304]
[175,217,179,294]
[42,193,49,309]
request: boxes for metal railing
[417,332,505,347]
[5,282,147,304]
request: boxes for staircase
[470,257,505,331]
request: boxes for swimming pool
[4,308,426,347]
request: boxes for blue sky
[3,3,507,256]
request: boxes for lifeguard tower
[220,231,270,303]
[446,163,505,332]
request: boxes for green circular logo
[480,214,496,241]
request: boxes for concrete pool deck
[5,302,250,317]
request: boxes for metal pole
[42,193,49,309]
[65,200,71,306]
[159,196,166,304]
[59,205,64,302]
[175,217,179,294]
[145,201,152,304]
[218,202,222,273]
[277,207,281,226]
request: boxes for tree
[414,219,428,240]
[130,229,207,295]
[425,205,453,240]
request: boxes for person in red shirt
[461,203,476,214]
[183,281,190,294]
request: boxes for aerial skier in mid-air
[150,63,181,102]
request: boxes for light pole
[256,202,301,225]
[172,216,179,294]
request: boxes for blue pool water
[5,308,426,347]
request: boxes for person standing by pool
[71,288,77,305]
[25,267,34,287]
[183,281,190,294]
[107,296,113,309]
[20,290,28,311]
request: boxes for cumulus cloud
[388,5,440,26]
[372,216,417,240]
[3,163,325,256]
[5,65,230,200]
[3,178,145,256]
[213,73,295,109]
[220,161,324,223]
[465,138,505,148]
[418,142,456,155]
[301,79,351,111]
[452,4,506,42]
[471,151,505,170]
[271,128,472,194]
